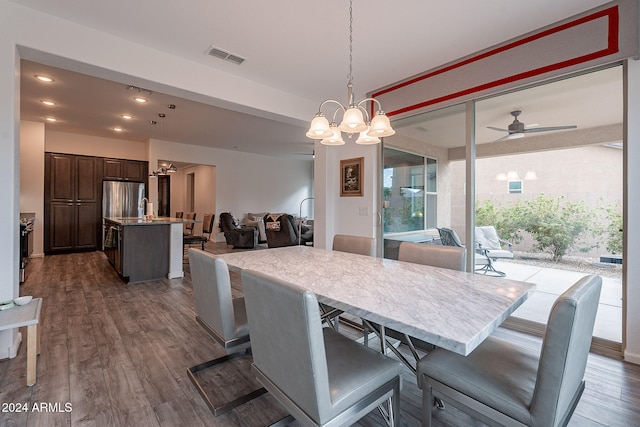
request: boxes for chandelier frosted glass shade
[355,127,380,145]
[338,107,368,133]
[321,124,346,145]
[369,112,395,137]
[305,114,333,139]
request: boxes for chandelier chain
[348,0,353,85]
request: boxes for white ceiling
[15,0,618,157]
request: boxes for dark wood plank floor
[1,247,639,426]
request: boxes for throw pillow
[266,221,280,231]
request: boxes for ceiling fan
[487,110,577,141]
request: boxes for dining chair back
[242,268,403,426]
[332,234,376,257]
[186,249,266,415]
[417,274,602,427]
[184,213,215,251]
[184,212,196,236]
[398,242,466,271]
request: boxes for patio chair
[437,227,505,276]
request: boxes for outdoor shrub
[475,199,523,244]
[476,195,603,261]
[508,194,602,261]
[605,203,623,254]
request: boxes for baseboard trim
[0,330,22,360]
[623,350,640,365]
[503,317,623,360]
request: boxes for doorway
[157,175,170,217]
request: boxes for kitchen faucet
[140,197,149,209]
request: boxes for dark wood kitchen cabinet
[44,153,99,253]
[103,158,148,182]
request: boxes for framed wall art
[340,157,363,197]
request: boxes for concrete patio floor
[493,260,622,342]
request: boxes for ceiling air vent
[206,46,246,65]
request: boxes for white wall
[46,130,147,160]
[148,138,313,240]
[167,164,216,235]
[20,121,45,257]
[0,24,20,357]
[313,141,379,250]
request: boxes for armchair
[219,212,258,249]
[263,213,312,248]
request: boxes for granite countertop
[104,217,195,226]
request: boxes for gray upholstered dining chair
[327,234,376,330]
[398,241,466,271]
[186,249,266,416]
[417,275,602,427]
[242,269,403,427]
[332,234,376,257]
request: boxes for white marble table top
[218,246,535,356]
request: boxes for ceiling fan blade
[492,135,511,143]
[524,125,577,133]
[487,126,508,132]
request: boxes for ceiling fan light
[321,124,346,145]
[355,127,381,145]
[369,112,395,137]
[306,114,333,139]
[339,107,368,133]
[508,132,525,139]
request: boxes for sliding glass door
[386,65,623,351]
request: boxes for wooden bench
[0,298,42,385]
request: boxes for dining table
[217,245,535,358]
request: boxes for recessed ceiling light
[45,117,57,122]
[133,97,148,103]
[40,100,56,106]
[35,75,54,82]
[113,127,123,132]
[120,114,133,120]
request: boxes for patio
[492,256,622,343]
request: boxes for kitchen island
[103,217,195,283]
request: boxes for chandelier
[148,163,177,178]
[305,0,395,145]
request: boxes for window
[508,180,523,194]
[383,148,436,233]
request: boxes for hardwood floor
[1,248,639,426]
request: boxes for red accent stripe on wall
[371,6,619,118]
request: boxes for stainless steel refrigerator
[102,180,146,255]
[102,180,146,219]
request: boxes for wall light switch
[359,206,369,216]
